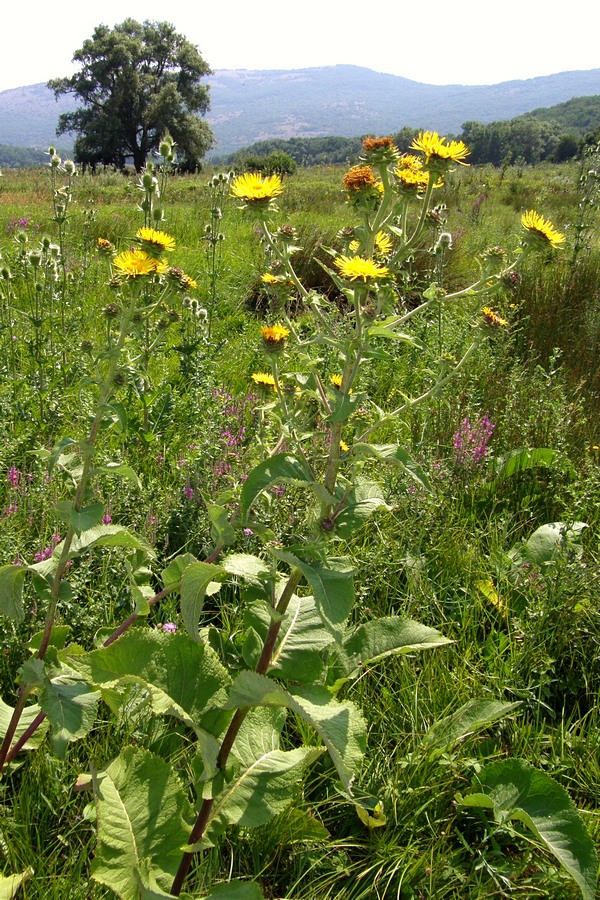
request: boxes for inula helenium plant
[0,132,596,900]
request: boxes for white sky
[1,0,598,93]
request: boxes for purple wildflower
[161,622,177,633]
[7,467,19,488]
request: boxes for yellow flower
[330,373,353,393]
[113,249,164,279]
[375,231,393,255]
[231,172,283,203]
[261,273,280,284]
[521,210,565,250]
[334,256,389,282]
[343,165,377,191]
[339,440,350,453]
[251,372,276,390]
[97,237,115,254]
[482,306,508,328]
[410,131,470,168]
[135,227,176,254]
[261,324,290,352]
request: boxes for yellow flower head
[113,249,164,279]
[261,324,290,352]
[520,210,565,250]
[375,231,393,255]
[343,165,377,191]
[231,172,283,204]
[339,440,350,453]
[330,373,353,394]
[482,306,508,328]
[135,227,176,255]
[261,273,280,285]
[410,132,470,169]
[251,372,276,390]
[334,256,389,282]
[361,136,399,165]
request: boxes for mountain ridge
[1,65,599,158]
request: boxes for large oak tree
[49,19,214,171]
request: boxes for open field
[0,151,598,899]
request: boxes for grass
[0,157,598,898]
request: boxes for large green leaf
[180,561,226,641]
[271,551,354,641]
[0,697,47,754]
[0,869,33,899]
[243,595,335,681]
[18,658,100,758]
[209,706,323,830]
[422,700,521,754]
[352,444,432,490]
[509,521,588,567]
[0,565,28,623]
[343,617,452,677]
[64,525,156,560]
[228,672,366,791]
[458,758,598,900]
[39,677,101,758]
[333,479,389,540]
[239,454,313,520]
[91,747,191,900]
[72,630,231,746]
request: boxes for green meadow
[0,146,598,899]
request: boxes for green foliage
[459,758,598,900]
[48,19,213,171]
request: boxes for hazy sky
[1,0,598,93]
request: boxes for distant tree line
[0,145,49,168]
[227,100,600,170]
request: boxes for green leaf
[55,500,105,534]
[243,595,335,681]
[459,759,598,900]
[91,747,191,900]
[160,553,198,590]
[72,630,231,747]
[228,672,366,792]
[180,561,226,640]
[271,551,354,641]
[221,553,270,585]
[509,521,588,567]
[64,525,155,560]
[0,868,34,899]
[273,807,329,843]
[28,625,72,653]
[326,390,362,424]
[206,504,236,549]
[209,706,323,830]
[203,882,264,900]
[0,698,47,755]
[489,447,560,483]
[0,565,28,623]
[340,617,453,681]
[38,676,101,758]
[97,462,142,490]
[240,454,313,519]
[366,322,425,350]
[422,700,521,753]
[352,444,432,491]
[333,479,389,540]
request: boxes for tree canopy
[48,19,214,172]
